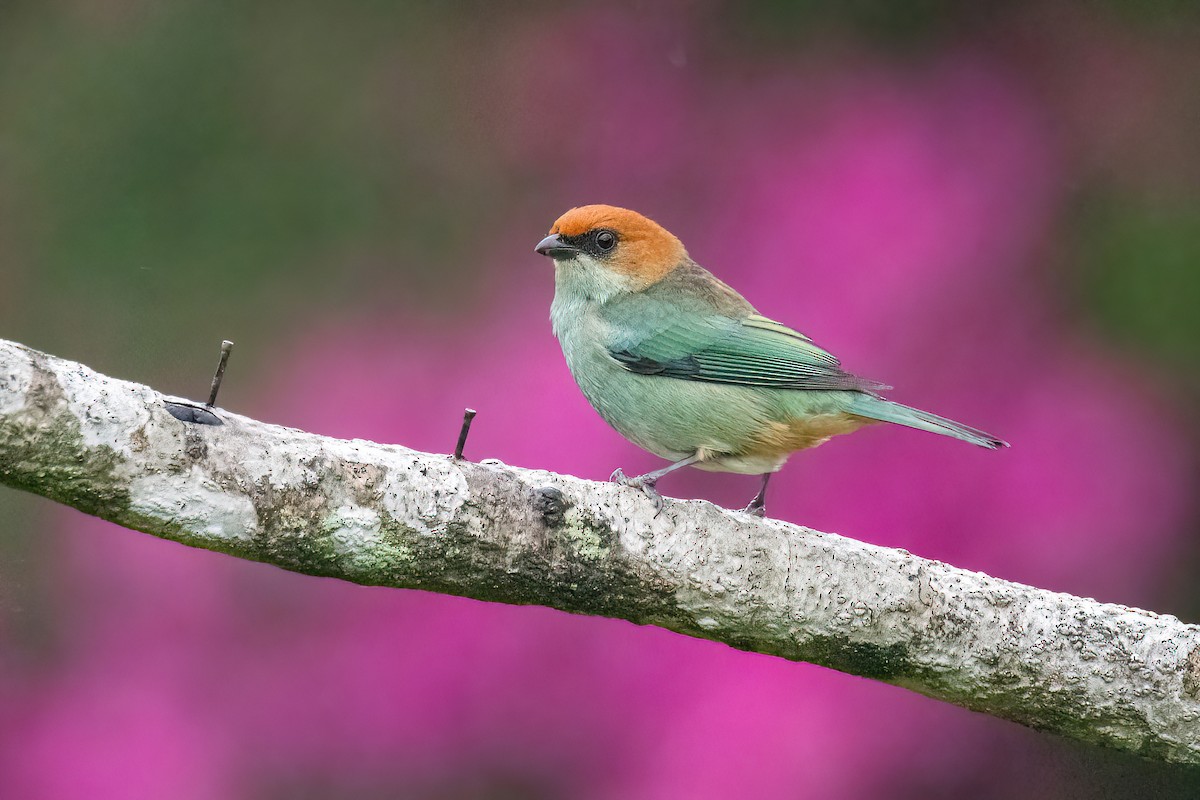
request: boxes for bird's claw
[741,501,767,518]
[610,468,665,516]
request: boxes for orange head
[534,205,687,289]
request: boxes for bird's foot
[741,473,771,518]
[741,498,767,518]
[610,468,665,516]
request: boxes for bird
[534,204,1007,517]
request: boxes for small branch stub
[207,340,234,408]
[454,408,477,460]
[164,339,234,426]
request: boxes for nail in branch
[207,340,234,408]
[454,408,477,460]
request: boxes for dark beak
[534,234,578,258]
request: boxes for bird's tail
[847,395,1008,449]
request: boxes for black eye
[594,230,617,252]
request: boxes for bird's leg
[611,453,703,515]
[742,473,771,518]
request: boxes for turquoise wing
[600,281,888,393]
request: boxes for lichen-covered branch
[1,337,1198,763]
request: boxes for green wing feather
[601,264,889,393]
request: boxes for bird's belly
[586,372,765,460]
[562,337,738,451]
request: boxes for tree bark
[1,337,1198,763]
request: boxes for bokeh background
[2,1,1199,797]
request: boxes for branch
[1,337,1198,763]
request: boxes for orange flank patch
[745,414,876,457]
[550,204,686,287]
